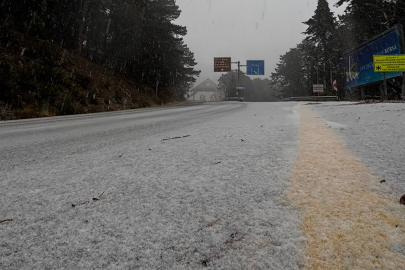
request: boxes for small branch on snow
[206,218,221,227]
[0,219,13,224]
[71,201,89,208]
[72,191,106,207]
[162,135,191,141]
[204,231,246,264]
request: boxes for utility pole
[231,61,246,98]
[238,61,240,83]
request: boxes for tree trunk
[76,0,91,55]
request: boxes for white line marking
[0,121,90,134]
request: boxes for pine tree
[270,47,306,97]
[336,0,392,44]
[302,0,337,91]
[0,0,200,98]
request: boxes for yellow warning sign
[374,55,405,72]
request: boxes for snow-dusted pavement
[306,102,405,199]
[1,102,302,269]
[2,101,405,269]
[290,103,405,269]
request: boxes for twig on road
[93,191,105,201]
[162,135,191,141]
[72,191,106,207]
[0,219,13,224]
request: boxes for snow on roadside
[308,102,405,198]
[289,105,405,268]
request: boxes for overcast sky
[175,0,347,86]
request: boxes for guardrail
[223,97,244,102]
[282,96,339,102]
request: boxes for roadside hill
[0,29,177,120]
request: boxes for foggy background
[175,0,347,86]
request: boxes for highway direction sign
[246,60,265,75]
[214,57,231,72]
[374,55,405,72]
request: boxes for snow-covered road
[1,101,405,269]
[1,102,302,269]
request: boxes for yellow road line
[289,106,405,269]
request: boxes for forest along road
[1,102,405,269]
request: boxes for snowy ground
[289,104,405,269]
[307,101,405,198]
[2,101,405,269]
[0,102,302,269]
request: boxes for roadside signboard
[246,60,265,75]
[342,26,403,88]
[236,84,245,90]
[214,57,231,72]
[333,80,338,92]
[374,55,405,72]
[313,84,324,93]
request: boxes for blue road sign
[246,60,265,75]
[343,27,402,88]
[236,84,245,90]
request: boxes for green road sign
[374,55,405,72]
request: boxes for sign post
[236,84,245,98]
[383,72,387,100]
[403,72,405,99]
[332,79,338,97]
[216,58,265,99]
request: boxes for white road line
[0,121,90,134]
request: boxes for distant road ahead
[0,102,242,147]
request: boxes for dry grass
[289,106,405,269]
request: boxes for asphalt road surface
[1,101,405,269]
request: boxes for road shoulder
[289,105,405,269]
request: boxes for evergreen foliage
[271,0,405,100]
[0,0,200,108]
